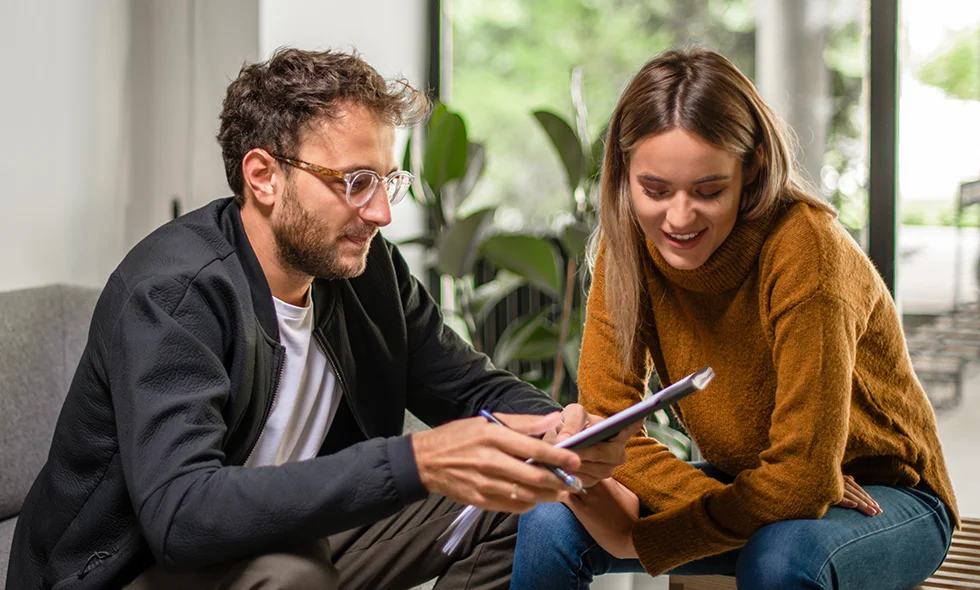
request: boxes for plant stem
[455,280,482,352]
[551,256,578,401]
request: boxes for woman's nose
[665,194,696,227]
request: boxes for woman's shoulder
[759,201,882,308]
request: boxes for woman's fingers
[837,476,882,516]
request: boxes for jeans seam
[574,542,600,590]
[814,505,941,581]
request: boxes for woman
[513,48,957,589]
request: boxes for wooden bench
[667,518,980,590]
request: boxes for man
[7,49,631,590]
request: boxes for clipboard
[556,366,714,451]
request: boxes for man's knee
[245,551,339,590]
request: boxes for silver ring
[510,483,519,500]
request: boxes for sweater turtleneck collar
[645,207,780,294]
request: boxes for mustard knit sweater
[579,202,959,575]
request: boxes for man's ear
[241,148,280,207]
[743,144,764,186]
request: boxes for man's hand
[547,403,641,487]
[564,477,640,559]
[835,475,882,516]
[412,412,580,514]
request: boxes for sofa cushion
[0,285,99,520]
[0,517,16,584]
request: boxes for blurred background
[1,1,977,587]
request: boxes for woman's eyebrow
[636,174,731,183]
[694,174,731,183]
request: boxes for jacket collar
[219,199,281,341]
[217,198,342,342]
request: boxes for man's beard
[273,183,374,280]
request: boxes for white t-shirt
[244,294,341,467]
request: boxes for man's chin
[332,254,369,279]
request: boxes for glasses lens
[347,171,380,207]
[386,172,414,205]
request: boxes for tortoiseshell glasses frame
[272,154,414,207]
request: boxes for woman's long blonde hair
[588,47,836,368]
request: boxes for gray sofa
[0,284,101,585]
[0,284,434,588]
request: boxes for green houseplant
[402,97,693,460]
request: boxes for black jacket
[7,198,560,590]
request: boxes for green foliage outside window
[917,27,980,102]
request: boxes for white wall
[259,0,429,272]
[0,0,427,291]
[125,0,259,248]
[0,0,131,291]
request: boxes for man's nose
[360,187,392,227]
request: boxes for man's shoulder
[116,199,238,290]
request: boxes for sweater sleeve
[631,290,860,575]
[578,243,728,516]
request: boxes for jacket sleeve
[628,290,862,575]
[108,273,426,571]
[387,242,562,426]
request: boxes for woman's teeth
[668,231,700,241]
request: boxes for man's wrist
[389,435,427,501]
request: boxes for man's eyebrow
[636,174,731,183]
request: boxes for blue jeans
[513,463,953,589]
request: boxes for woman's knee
[736,522,826,590]
[514,502,613,587]
[517,502,586,552]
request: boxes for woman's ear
[241,148,280,207]
[743,144,764,185]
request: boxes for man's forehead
[298,107,396,169]
[306,103,387,135]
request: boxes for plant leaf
[425,106,468,194]
[559,220,592,259]
[398,235,436,249]
[533,110,585,195]
[435,208,496,278]
[492,310,560,368]
[586,124,607,183]
[651,408,670,426]
[480,234,563,297]
[646,422,692,460]
[456,142,486,207]
[402,133,417,202]
[469,270,527,320]
[561,332,582,382]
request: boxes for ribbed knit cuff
[632,496,745,575]
[386,435,428,504]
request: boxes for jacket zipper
[242,345,286,465]
[314,328,367,436]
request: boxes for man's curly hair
[217,47,430,202]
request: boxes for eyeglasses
[272,154,414,207]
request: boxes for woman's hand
[547,404,642,487]
[563,478,641,559]
[834,475,882,516]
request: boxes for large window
[450,0,756,228]
[446,0,980,519]
[897,0,980,516]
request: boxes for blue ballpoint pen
[478,409,586,494]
